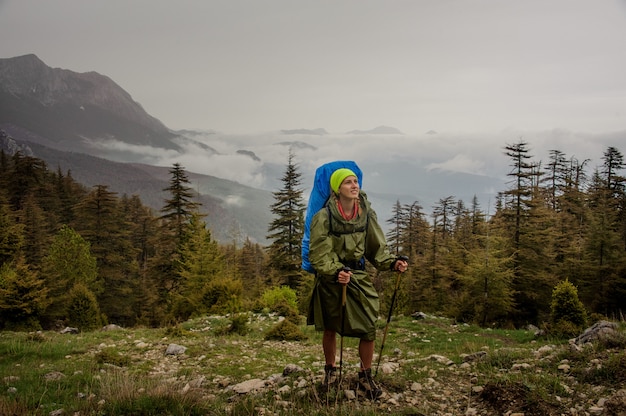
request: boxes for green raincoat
[306,191,397,341]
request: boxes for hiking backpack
[301,160,363,274]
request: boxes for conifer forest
[1,141,625,333]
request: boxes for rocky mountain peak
[0,54,167,135]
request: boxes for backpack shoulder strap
[327,203,369,236]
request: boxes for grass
[0,314,624,415]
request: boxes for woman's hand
[337,268,352,285]
[394,259,409,273]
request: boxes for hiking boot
[323,364,337,386]
[358,368,382,399]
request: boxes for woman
[307,167,408,399]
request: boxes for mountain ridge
[0,54,179,154]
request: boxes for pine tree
[73,185,139,326]
[0,256,49,330]
[6,152,47,211]
[386,200,405,254]
[425,196,458,311]
[174,213,225,320]
[457,234,515,327]
[266,150,305,289]
[0,195,23,267]
[160,162,200,245]
[19,193,50,269]
[499,141,550,325]
[120,194,156,272]
[238,237,267,301]
[382,200,430,315]
[582,147,626,316]
[152,163,202,302]
[40,225,100,328]
[542,149,569,211]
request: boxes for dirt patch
[478,381,561,416]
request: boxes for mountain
[0,54,273,244]
[280,128,328,135]
[347,125,404,135]
[0,54,183,155]
[0,54,510,243]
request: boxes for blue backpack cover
[301,160,363,273]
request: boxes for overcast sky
[1,0,625,136]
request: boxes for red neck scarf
[337,199,359,220]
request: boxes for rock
[165,344,187,355]
[277,385,291,394]
[410,382,422,391]
[44,371,65,381]
[557,364,570,372]
[604,389,626,415]
[425,354,454,366]
[189,376,205,388]
[101,324,123,331]
[535,344,555,356]
[462,351,487,362]
[411,311,427,320]
[344,390,356,400]
[282,364,304,375]
[511,363,532,371]
[589,405,604,414]
[387,397,399,405]
[232,378,266,394]
[60,327,79,334]
[381,362,400,373]
[574,320,618,345]
[527,324,545,336]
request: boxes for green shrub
[228,313,249,336]
[67,283,102,331]
[272,300,302,324]
[261,286,298,311]
[200,278,243,315]
[163,324,192,338]
[95,347,131,367]
[552,319,581,339]
[170,295,196,322]
[573,350,626,386]
[550,279,586,335]
[264,319,307,341]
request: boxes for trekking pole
[338,266,351,382]
[375,256,409,377]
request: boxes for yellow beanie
[330,168,358,194]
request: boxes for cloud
[425,154,486,176]
[93,128,625,206]
[86,138,178,159]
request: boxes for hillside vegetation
[1,314,625,415]
[2,141,626,332]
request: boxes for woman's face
[338,175,359,199]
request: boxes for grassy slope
[1,315,625,415]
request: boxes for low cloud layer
[169,128,622,198]
[91,127,625,219]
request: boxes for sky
[1,0,626,218]
[1,0,626,136]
